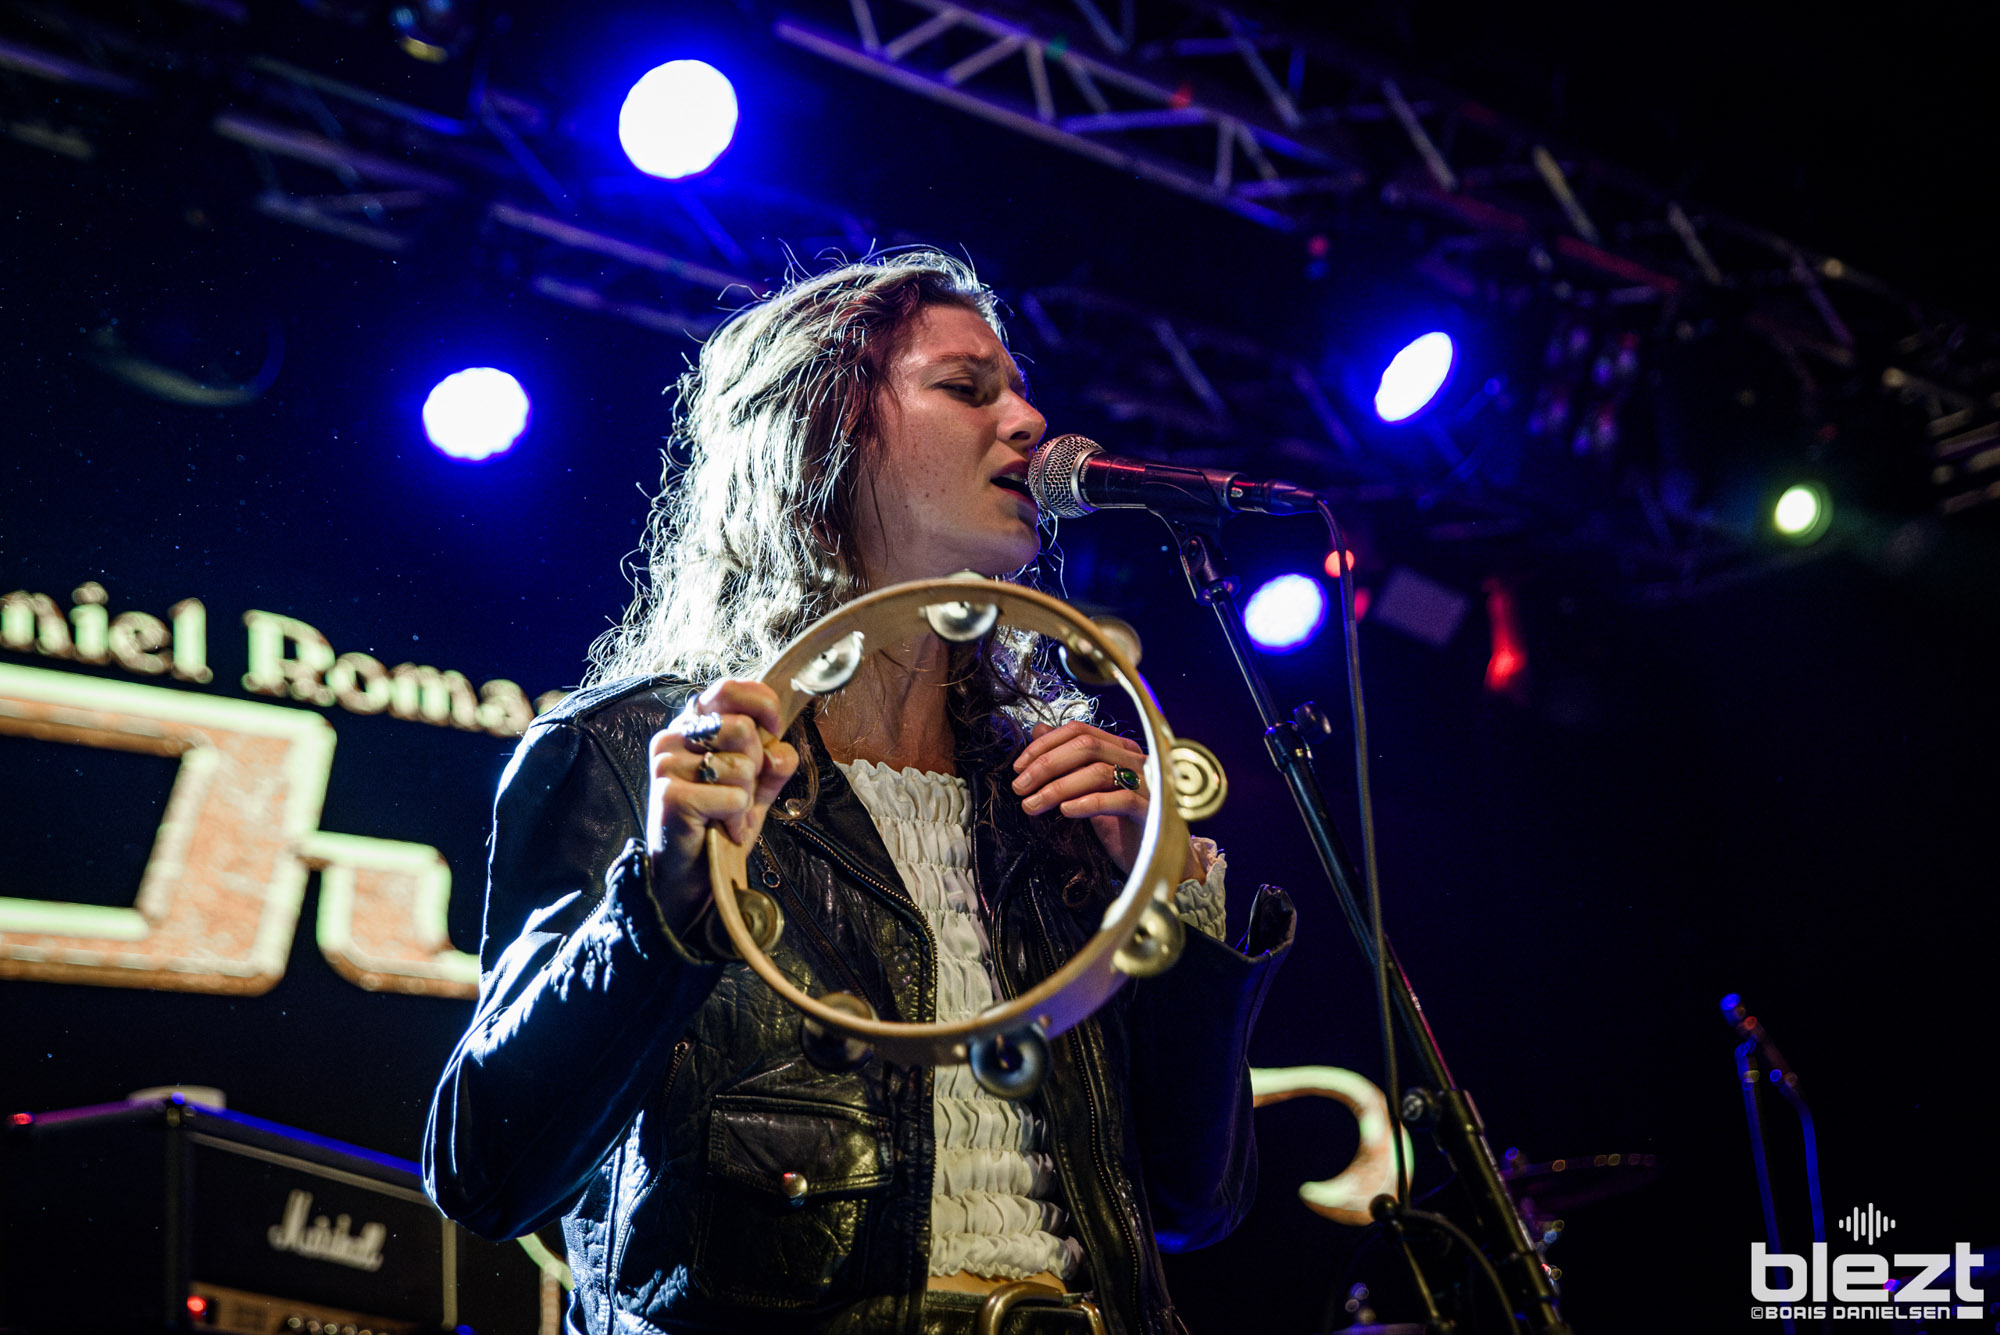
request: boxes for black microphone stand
[1157,513,1571,1335]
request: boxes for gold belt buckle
[972,1281,1108,1335]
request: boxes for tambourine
[702,576,1224,1100]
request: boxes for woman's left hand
[1012,721,1196,881]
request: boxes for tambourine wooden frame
[704,577,1188,1068]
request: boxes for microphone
[1026,434,1320,519]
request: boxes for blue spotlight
[1374,331,1455,422]
[1243,574,1327,652]
[619,60,739,180]
[423,368,530,462]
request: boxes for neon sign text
[4,584,559,739]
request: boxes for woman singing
[425,251,1295,1335]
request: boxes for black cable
[1402,1206,1528,1335]
[1317,499,1408,1209]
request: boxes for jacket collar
[773,711,910,908]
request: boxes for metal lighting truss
[0,9,784,331]
[0,7,1777,601]
[7,0,1996,582]
[0,4,1372,506]
[775,0,2000,520]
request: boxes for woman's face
[853,302,1047,585]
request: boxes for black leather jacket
[424,676,1295,1335]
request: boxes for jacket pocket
[692,1093,892,1307]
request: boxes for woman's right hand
[646,680,800,929]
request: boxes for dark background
[4,2,1996,1331]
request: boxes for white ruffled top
[837,758,1229,1282]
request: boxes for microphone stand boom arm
[1158,514,1572,1335]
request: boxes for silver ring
[696,753,720,785]
[682,713,724,754]
[1112,765,1140,792]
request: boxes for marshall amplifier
[0,1097,547,1335]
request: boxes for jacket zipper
[606,1037,692,1297]
[785,820,938,984]
[754,838,875,1004]
[786,814,945,1287]
[1026,892,1144,1324]
[662,1037,691,1103]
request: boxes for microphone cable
[1317,498,1409,1213]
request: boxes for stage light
[1243,574,1326,652]
[1773,482,1830,543]
[1483,577,1527,699]
[422,368,530,462]
[1374,332,1454,423]
[619,60,739,180]
[391,0,475,63]
[1323,549,1356,577]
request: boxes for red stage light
[7,1113,29,1126]
[1323,549,1356,577]
[186,1296,208,1316]
[1483,577,1527,698]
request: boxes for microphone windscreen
[1027,434,1100,518]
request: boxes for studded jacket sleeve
[423,710,723,1241]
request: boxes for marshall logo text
[266,1189,388,1272]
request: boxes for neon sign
[2,582,212,683]
[0,582,567,1000]
[3,584,559,736]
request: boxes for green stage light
[1773,483,1831,543]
